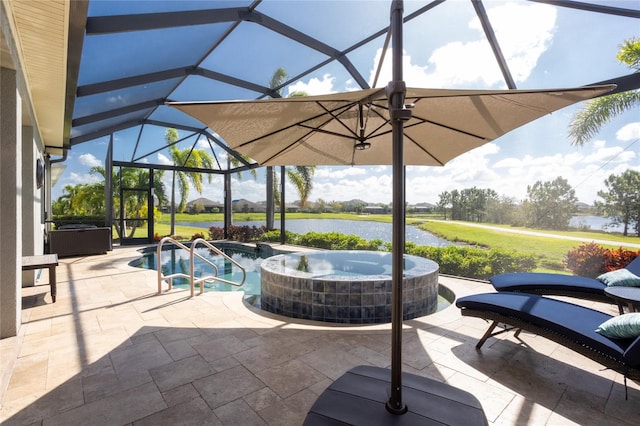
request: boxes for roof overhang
[1,0,87,155]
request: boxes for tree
[524,176,578,230]
[314,198,327,213]
[436,191,452,219]
[286,165,316,209]
[264,68,316,218]
[484,195,518,225]
[99,166,161,238]
[569,37,640,145]
[53,166,164,238]
[330,200,343,212]
[52,183,104,216]
[166,128,215,213]
[265,67,288,229]
[437,187,499,222]
[595,169,640,236]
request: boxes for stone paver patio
[1,245,639,425]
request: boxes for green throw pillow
[596,313,640,339]
[597,269,640,287]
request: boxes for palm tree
[286,165,316,209]
[265,68,317,221]
[569,37,640,146]
[165,128,215,213]
[265,68,288,229]
[89,165,165,237]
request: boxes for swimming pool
[134,242,271,295]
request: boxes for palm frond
[568,91,640,146]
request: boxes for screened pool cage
[95,132,289,246]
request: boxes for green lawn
[417,220,639,272]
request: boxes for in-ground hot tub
[260,250,439,324]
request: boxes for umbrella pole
[387,0,410,415]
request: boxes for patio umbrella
[167,85,613,168]
[168,1,614,421]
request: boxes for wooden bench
[22,254,58,302]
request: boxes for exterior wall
[0,67,23,338]
[21,125,45,286]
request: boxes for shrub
[189,201,205,214]
[400,243,536,280]
[261,230,301,244]
[297,231,382,250]
[190,232,205,241]
[207,225,266,242]
[51,215,106,228]
[564,243,609,277]
[208,226,225,240]
[603,247,640,272]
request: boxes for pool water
[134,244,266,295]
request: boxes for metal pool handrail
[191,238,247,292]
[156,237,245,297]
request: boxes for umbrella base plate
[304,365,487,425]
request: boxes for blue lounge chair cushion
[490,272,605,296]
[596,313,640,339]
[490,257,640,301]
[456,292,640,367]
[597,269,640,287]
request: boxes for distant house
[274,203,300,213]
[364,205,386,214]
[575,202,593,213]
[186,197,224,213]
[232,199,266,213]
[409,202,435,213]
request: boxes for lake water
[569,215,626,233]
[176,219,453,247]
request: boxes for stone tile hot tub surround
[260,250,439,324]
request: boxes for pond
[175,219,453,246]
[570,215,626,233]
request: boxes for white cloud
[617,122,640,141]
[66,172,102,185]
[470,3,556,83]
[196,139,210,149]
[315,167,368,179]
[313,173,394,203]
[369,3,556,89]
[582,146,628,164]
[157,153,173,165]
[287,74,336,96]
[78,153,102,168]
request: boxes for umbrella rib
[410,115,488,140]
[316,101,361,139]
[234,102,355,150]
[261,135,351,165]
[258,102,360,165]
[297,124,360,140]
[257,101,366,165]
[403,132,445,166]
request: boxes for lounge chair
[489,256,640,309]
[456,292,640,396]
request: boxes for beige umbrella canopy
[168,85,614,167]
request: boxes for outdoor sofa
[48,225,112,257]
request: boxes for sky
[55,0,639,207]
